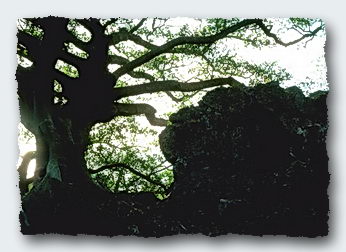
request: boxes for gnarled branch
[114,103,168,126]
[110,30,157,50]
[88,162,169,192]
[127,33,158,50]
[165,91,184,103]
[129,18,147,33]
[17,30,42,61]
[103,18,119,28]
[255,20,323,47]
[109,54,155,81]
[114,77,242,100]
[112,19,259,80]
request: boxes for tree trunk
[20,113,99,233]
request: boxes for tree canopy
[17,17,326,198]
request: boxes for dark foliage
[22,83,329,237]
[160,82,329,236]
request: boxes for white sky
[158,17,327,90]
[17,124,36,178]
[238,36,327,89]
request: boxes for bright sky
[237,36,327,92]
[17,124,36,178]
[154,17,328,92]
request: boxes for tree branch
[112,19,259,79]
[255,20,323,47]
[103,18,119,28]
[88,162,169,192]
[114,103,168,126]
[128,71,155,81]
[127,33,158,50]
[17,30,42,60]
[109,54,155,81]
[108,54,129,64]
[165,91,184,103]
[17,43,35,63]
[149,165,172,176]
[114,77,242,100]
[110,30,157,50]
[76,18,103,36]
[129,18,147,33]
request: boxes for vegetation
[16,17,327,235]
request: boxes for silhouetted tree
[16,17,325,234]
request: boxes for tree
[16,17,325,233]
